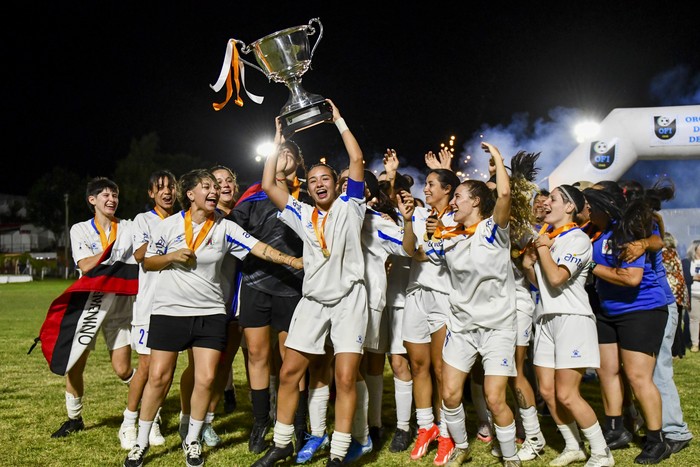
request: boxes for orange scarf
[433,221,480,240]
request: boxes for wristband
[335,118,349,134]
[589,261,597,271]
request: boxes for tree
[113,133,210,219]
[26,167,87,233]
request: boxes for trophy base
[281,101,333,137]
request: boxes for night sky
[6,2,699,207]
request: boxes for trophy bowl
[242,18,332,136]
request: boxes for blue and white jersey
[70,217,134,268]
[146,211,258,317]
[361,208,410,312]
[533,228,593,319]
[406,206,456,295]
[426,216,515,332]
[130,210,166,325]
[278,179,366,305]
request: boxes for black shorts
[148,314,227,352]
[596,306,668,355]
[237,282,301,332]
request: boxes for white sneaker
[584,447,614,467]
[549,446,587,466]
[518,437,546,461]
[119,425,138,450]
[201,423,221,447]
[149,419,165,446]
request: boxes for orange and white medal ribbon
[311,207,330,258]
[434,221,479,240]
[94,217,117,250]
[153,206,169,219]
[545,222,578,239]
[184,210,215,252]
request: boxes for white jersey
[278,191,366,305]
[146,211,258,317]
[427,216,515,332]
[361,209,410,312]
[70,217,134,269]
[533,227,593,319]
[406,206,456,294]
[130,210,166,325]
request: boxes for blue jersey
[592,227,666,315]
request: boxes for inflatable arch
[547,105,700,188]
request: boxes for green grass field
[1,279,698,466]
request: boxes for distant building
[0,223,57,253]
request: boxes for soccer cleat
[549,444,588,466]
[182,439,205,467]
[252,442,294,467]
[369,425,383,450]
[51,417,84,438]
[518,436,546,461]
[123,444,148,467]
[149,419,165,446]
[326,457,343,467]
[344,437,373,464]
[433,435,455,466]
[297,433,329,464]
[667,438,691,454]
[223,388,237,414]
[201,423,221,447]
[445,445,472,466]
[389,427,413,452]
[585,447,615,467]
[249,418,272,454]
[294,424,308,455]
[119,424,138,450]
[477,421,493,443]
[603,428,633,450]
[410,424,439,460]
[634,440,671,464]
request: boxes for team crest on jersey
[601,239,612,255]
[155,236,167,255]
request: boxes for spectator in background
[688,239,700,352]
[663,233,690,358]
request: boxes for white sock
[351,380,369,443]
[186,418,204,445]
[122,368,136,385]
[137,419,153,447]
[122,408,138,428]
[557,422,583,451]
[308,385,330,437]
[330,431,352,461]
[65,392,82,419]
[394,377,413,431]
[272,421,294,447]
[438,406,450,438]
[582,422,608,456]
[416,407,435,430]
[204,411,215,424]
[442,402,469,447]
[495,421,517,459]
[519,406,544,442]
[365,373,383,428]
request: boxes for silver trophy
[239,18,332,136]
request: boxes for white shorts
[131,324,151,355]
[285,282,368,355]
[403,287,450,344]
[516,309,534,347]
[533,314,600,369]
[89,295,132,351]
[442,327,517,377]
[365,307,386,352]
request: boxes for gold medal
[322,248,330,258]
[511,248,521,259]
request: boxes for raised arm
[250,241,303,270]
[327,99,364,183]
[396,189,417,256]
[261,117,293,211]
[483,142,511,228]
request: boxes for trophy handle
[238,39,267,76]
[307,17,323,60]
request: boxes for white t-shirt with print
[406,206,456,295]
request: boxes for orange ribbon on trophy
[210,39,264,110]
